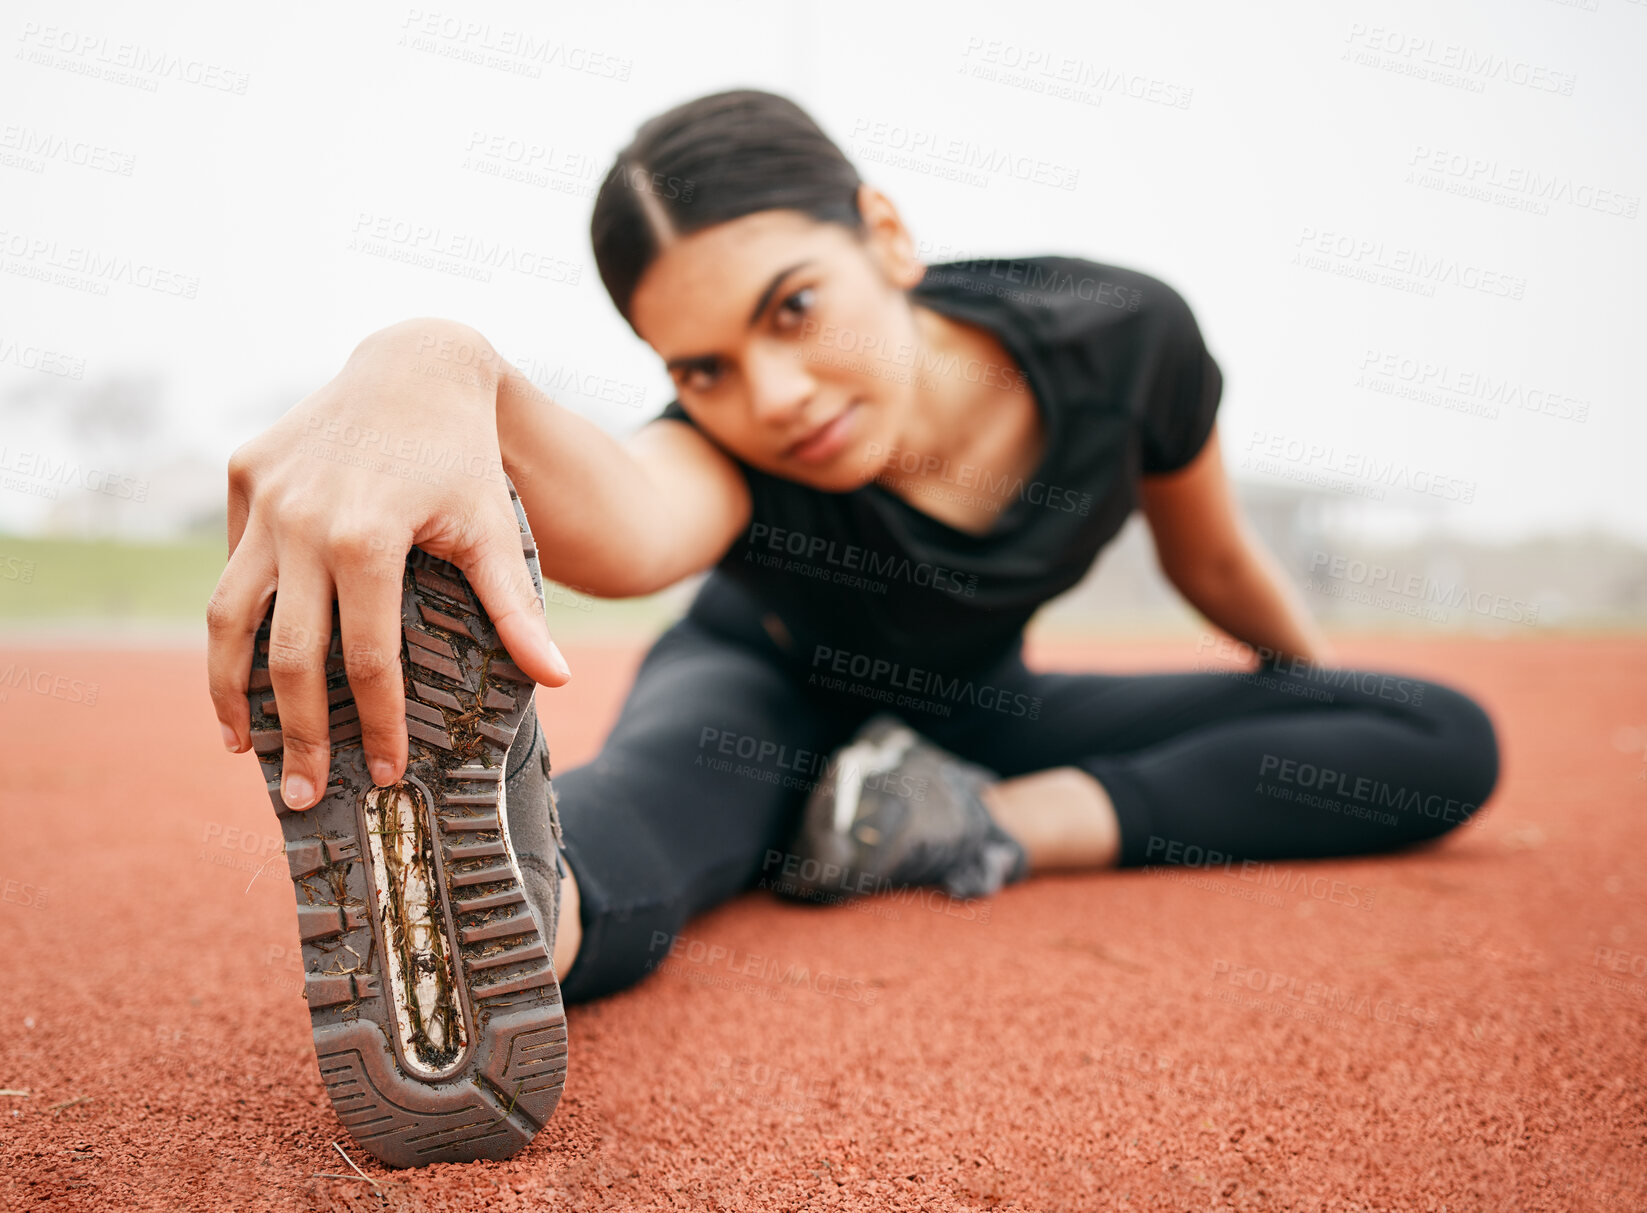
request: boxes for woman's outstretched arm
[206,317,749,810]
[494,352,750,599]
[1138,424,1336,667]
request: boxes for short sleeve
[1138,286,1223,475]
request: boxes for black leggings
[553,577,1500,1003]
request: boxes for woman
[207,89,1499,1165]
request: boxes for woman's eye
[774,286,815,329]
[679,363,720,393]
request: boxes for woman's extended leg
[921,651,1502,870]
[547,612,859,1004]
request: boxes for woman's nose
[745,340,816,426]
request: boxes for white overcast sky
[1,0,1643,543]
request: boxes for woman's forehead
[630,213,852,348]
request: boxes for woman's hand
[206,319,571,811]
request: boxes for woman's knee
[1431,679,1500,803]
[1405,678,1501,839]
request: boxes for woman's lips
[785,400,860,465]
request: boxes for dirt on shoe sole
[244,484,566,1168]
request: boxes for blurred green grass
[7,535,1631,643]
[0,534,683,638]
[0,535,226,620]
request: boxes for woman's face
[628,186,926,492]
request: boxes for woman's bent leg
[926,654,1501,868]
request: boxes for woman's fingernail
[547,639,571,679]
[221,723,242,752]
[368,757,395,786]
[283,774,314,809]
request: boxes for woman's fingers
[265,553,338,810]
[205,534,276,753]
[333,534,410,788]
[456,500,571,690]
[226,442,255,555]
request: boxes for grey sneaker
[245,478,568,1168]
[771,714,1029,904]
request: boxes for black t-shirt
[652,254,1223,671]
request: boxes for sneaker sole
[246,483,567,1168]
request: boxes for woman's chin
[814,463,881,493]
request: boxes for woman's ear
[855,183,925,289]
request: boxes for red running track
[1,636,1643,1211]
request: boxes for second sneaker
[772,713,1030,906]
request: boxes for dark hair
[590,89,864,328]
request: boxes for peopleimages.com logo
[864,442,1093,516]
[808,644,1042,720]
[1257,753,1482,830]
[742,523,978,598]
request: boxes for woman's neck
[878,302,1046,533]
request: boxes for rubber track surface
[1,637,1643,1209]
